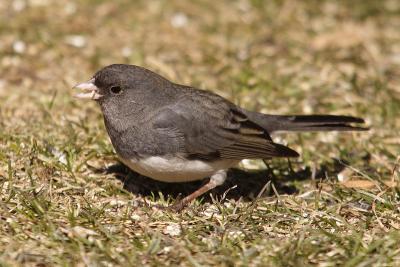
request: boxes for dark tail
[242,110,369,133]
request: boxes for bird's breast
[119,156,239,183]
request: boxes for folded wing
[152,91,299,160]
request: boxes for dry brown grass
[0,0,399,266]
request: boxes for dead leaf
[341,180,398,189]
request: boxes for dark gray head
[74,64,178,132]
[74,64,168,101]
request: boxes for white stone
[13,40,26,54]
[163,223,181,236]
[171,13,188,28]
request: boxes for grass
[0,0,400,266]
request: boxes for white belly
[120,156,239,183]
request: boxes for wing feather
[152,90,299,160]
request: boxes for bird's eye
[110,86,122,95]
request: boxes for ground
[0,0,399,266]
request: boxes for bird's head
[74,64,153,101]
[73,64,174,127]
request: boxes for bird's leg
[171,170,227,211]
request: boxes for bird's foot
[169,199,187,212]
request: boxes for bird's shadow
[103,159,347,203]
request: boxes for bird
[74,64,367,210]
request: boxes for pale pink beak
[73,78,103,100]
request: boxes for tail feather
[242,111,368,133]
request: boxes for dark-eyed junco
[74,64,367,210]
